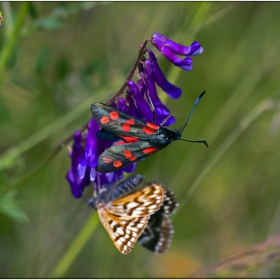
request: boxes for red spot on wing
[122,123,131,132]
[126,119,135,125]
[100,116,110,124]
[113,140,126,146]
[113,160,122,168]
[123,150,137,162]
[103,157,112,163]
[143,147,157,154]
[124,150,133,158]
[121,136,139,143]
[110,111,119,120]
[146,122,159,130]
[143,127,157,135]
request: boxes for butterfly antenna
[179,91,206,133]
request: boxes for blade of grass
[174,97,275,218]
[0,2,29,79]
[169,36,280,196]
[0,86,115,173]
[190,234,280,278]
[51,211,99,278]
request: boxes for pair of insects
[88,175,178,254]
[89,92,207,253]
[91,91,208,173]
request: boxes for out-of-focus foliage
[191,234,280,278]
[1,2,280,278]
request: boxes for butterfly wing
[107,181,165,217]
[97,181,165,254]
[109,174,145,201]
[96,141,160,173]
[158,189,179,215]
[91,103,161,140]
[137,212,173,254]
[137,188,179,254]
[98,207,149,254]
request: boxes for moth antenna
[180,138,209,148]
[179,91,206,133]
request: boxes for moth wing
[91,103,161,139]
[96,141,160,173]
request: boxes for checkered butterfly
[138,188,178,253]
[88,175,166,254]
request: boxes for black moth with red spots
[91,91,208,173]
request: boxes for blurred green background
[1,2,280,278]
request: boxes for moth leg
[160,114,172,126]
[145,89,157,124]
[130,94,144,120]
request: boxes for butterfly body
[91,98,207,173]
[88,175,165,254]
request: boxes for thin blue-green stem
[0,2,29,79]
[51,212,99,278]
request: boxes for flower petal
[147,50,182,99]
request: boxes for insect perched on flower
[66,33,205,199]
[91,91,208,173]
[87,175,166,254]
[138,187,179,254]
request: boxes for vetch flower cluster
[151,33,203,71]
[66,33,204,198]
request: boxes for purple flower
[66,32,204,199]
[151,33,203,71]
[126,80,153,122]
[143,59,175,126]
[66,131,91,198]
[66,119,137,198]
[77,119,99,181]
[147,50,182,99]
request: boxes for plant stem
[174,99,274,216]
[0,2,29,79]
[51,212,99,278]
[106,39,149,105]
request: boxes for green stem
[51,212,99,278]
[1,2,13,37]
[0,2,29,79]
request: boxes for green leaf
[0,190,28,223]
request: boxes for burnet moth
[91,91,208,173]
